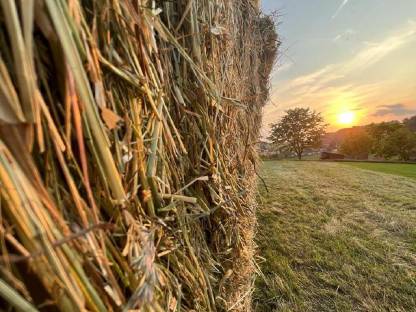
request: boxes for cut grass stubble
[254,161,416,312]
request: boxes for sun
[337,111,356,125]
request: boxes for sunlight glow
[337,111,356,125]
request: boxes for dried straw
[0,0,277,311]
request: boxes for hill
[322,115,416,151]
[321,126,366,151]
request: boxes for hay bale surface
[0,1,277,311]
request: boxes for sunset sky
[261,0,416,136]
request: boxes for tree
[404,115,416,132]
[367,121,402,157]
[339,130,373,159]
[382,127,416,161]
[269,108,326,160]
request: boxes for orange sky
[261,0,416,136]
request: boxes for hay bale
[0,0,277,311]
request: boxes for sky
[261,0,416,136]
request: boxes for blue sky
[261,0,416,135]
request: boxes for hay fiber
[0,0,277,311]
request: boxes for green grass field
[254,161,416,312]
[343,162,416,179]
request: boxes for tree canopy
[340,130,373,159]
[382,127,416,161]
[367,121,402,157]
[404,115,416,132]
[340,119,416,161]
[269,108,326,159]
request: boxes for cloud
[347,22,416,70]
[277,61,293,73]
[333,29,357,42]
[261,20,416,136]
[261,20,416,135]
[372,104,416,117]
[272,20,416,98]
[332,0,349,19]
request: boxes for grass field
[254,161,416,312]
[343,162,416,179]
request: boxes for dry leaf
[101,107,122,130]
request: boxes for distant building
[256,140,275,157]
[320,152,345,160]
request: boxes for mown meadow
[254,161,416,311]
[344,162,416,180]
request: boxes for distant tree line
[269,109,416,161]
[340,116,416,161]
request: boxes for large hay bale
[0,0,277,311]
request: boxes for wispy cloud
[372,104,416,117]
[333,28,357,42]
[347,22,416,70]
[277,61,293,73]
[332,0,349,19]
[274,20,416,96]
[261,20,416,136]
